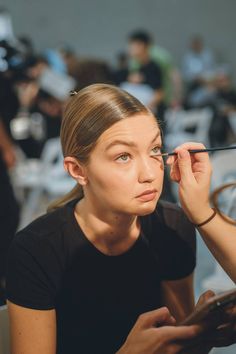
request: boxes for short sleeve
[150,202,196,281]
[6,230,62,310]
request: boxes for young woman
[167,147,236,283]
[6,84,235,354]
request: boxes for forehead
[97,114,161,147]
[129,40,146,48]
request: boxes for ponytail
[47,183,84,212]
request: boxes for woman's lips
[136,189,157,202]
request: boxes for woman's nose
[137,158,161,183]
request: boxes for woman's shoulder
[14,200,77,251]
[6,202,78,310]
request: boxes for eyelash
[116,153,130,162]
[115,145,163,162]
[151,145,162,156]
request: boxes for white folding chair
[13,137,74,227]
[165,107,215,202]
[164,107,213,152]
[0,306,10,354]
[228,112,236,136]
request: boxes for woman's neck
[74,198,140,256]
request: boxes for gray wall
[2,0,236,79]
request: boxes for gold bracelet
[194,208,217,227]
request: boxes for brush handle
[166,145,236,157]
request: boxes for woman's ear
[64,157,87,186]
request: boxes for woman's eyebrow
[105,139,139,151]
[105,131,161,151]
[150,131,161,144]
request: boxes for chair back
[164,107,213,151]
[211,150,236,189]
[210,149,236,214]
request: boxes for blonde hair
[48,83,153,211]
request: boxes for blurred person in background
[117,30,164,117]
[182,65,236,147]
[0,7,17,46]
[73,58,114,91]
[113,51,129,86]
[0,119,19,305]
[44,47,67,75]
[36,89,63,139]
[209,68,236,146]
[148,34,183,108]
[115,30,183,112]
[0,58,20,302]
[214,67,236,115]
[23,55,49,81]
[17,35,35,59]
[58,44,80,78]
[10,53,75,157]
[182,35,216,90]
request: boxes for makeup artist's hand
[166,142,213,224]
[116,307,201,354]
[17,81,39,109]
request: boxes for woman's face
[84,113,164,216]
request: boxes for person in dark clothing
[113,52,129,85]
[0,71,19,135]
[6,84,236,354]
[116,31,164,118]
[0,118,19,305]
[0,51,21,301]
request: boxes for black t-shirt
[118,60,162,91]
[0,74,19,137]
[6,200,196,354]
[137,60,162,91]
[217,89,236,107]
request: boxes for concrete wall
[2,0,236,79]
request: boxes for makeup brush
[159,145,236,157]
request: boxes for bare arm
[8,301,56,354]
[195,214,236,282]
[167,142,236,283]
[161,273,195,323]
[0,119,16,168]
[0,120,13,150]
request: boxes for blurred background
[0,1,236,352]
[2,0,236,80]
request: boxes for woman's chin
[135,200,158,216]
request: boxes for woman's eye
[116,153,130,162]
[151,146,162,156]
